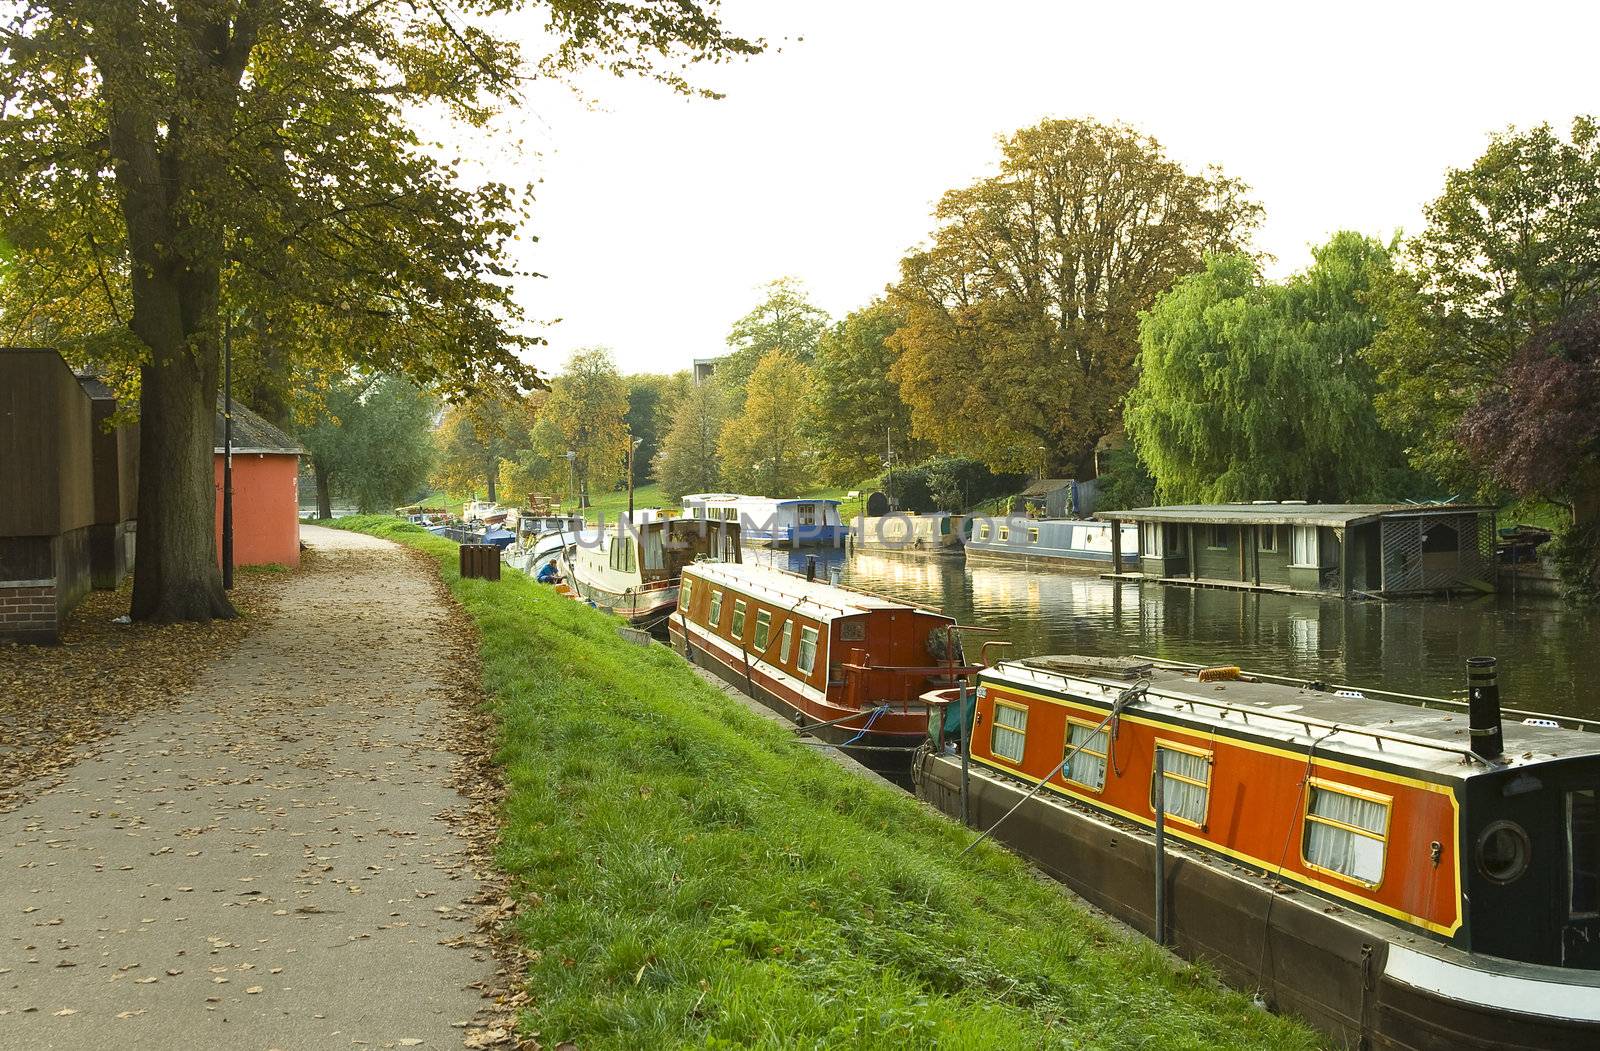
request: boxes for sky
[475,0,1600,379]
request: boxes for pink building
[213,400,302,569]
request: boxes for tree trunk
[485,457,498,503]
[129,341,235,622]
[315,461,333,520]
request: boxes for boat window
[780,622,794,663]
[732,599,747,638]
[1302,779,1390,887]
[978,525,991,541]
[1152,742,1212,827]
[754,610,772,650]
[680,577,693,611]
[1258,525,1279,553]
[709,590,723,626]
[1291,526,1319,568]
[1570,789,1600,917]
[990,700,1028,764]
[692,507,703,519]
[998,526,1009,541]
[797,626,819,675]
[1065,719,1108,791]
[1028,528,1040,545]
[797,503,816,526]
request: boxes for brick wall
[0,580,59,644]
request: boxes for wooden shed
[1099,503,1497,597]
[214,400,302,569]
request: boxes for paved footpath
[0,527,493,1050]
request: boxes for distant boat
[681,493,847,547]
[852,512,965,555]
[564,517,742,630]
[963,517,1139,569]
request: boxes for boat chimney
[1466,656,1504,759]
[805,555,818,582]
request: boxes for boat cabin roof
[685,561,946,623]
[1098,503,1492,529]
[985,656,1600,782]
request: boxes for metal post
[958,677,972,827]
[1153,748,1166,946]
[222,314,234,591]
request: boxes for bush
[1550,522,1600,605]
[876,457,1026,514]
[1093,447,1157,512]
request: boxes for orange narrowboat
[914,654,1600,1049]
[669,562,971,782]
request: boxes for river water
[746,546,1600,722]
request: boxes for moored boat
[963,516,1139,569]
[669,562,974,782]
[682,493,847,547]
[564,516,741,630]
[913,654,1600,1049]
[851,512,966,556]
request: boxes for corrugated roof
[1097,503,1490,528]
[1020,478,1074,497]
[214,396,301,454]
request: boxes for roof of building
[214,396,302,455]
[1020,478,1075,498]
[684,561,947,622]
[1097,502,1491,529]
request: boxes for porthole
[1476,820,1531,885]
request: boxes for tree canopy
[0,0,762,621]
[531,348,632,508]
[300,374,436,517]
[717,351,814,496]
[1127,234,1402,503]
[655,378,726,500]
[713,277,829,404]
[1366,116,1600,487]
[890,118,1262,476]
[807,300,917,486]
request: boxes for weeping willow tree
[1125,232,1404,503]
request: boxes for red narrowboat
[669,562,970,782]
[915,654,1600,1050]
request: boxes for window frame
[1027,527,1040,545]
[978,525,991,541]
[1258,525,1279,553]
[754,610,772,651]
[680,576,693,612]
[1150,739,1213,829]
[797,625,820,676]
[989,698,1029,765]
[1063,717,1109,792]
[780,622,794,664]
[1300,778,1392,889]
[1206,525,1229,550]
[708,589,724,626]
[1291,525,1320,568]
[731,599,747,639]
[998,526,1010,541]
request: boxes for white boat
[564,516,742,629]
[681,493,846,547]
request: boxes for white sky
[481,0,1600,379]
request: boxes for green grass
[325,513,1322,1051]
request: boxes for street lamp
[565,450,579,511]
[1036,444,1047,483]
[626,437,643,520]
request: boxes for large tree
[432,388,541,504]
[1367,116,1600,487]
[655,377,725,500]
[0,1,761,622]
[890,118,1261,475]
[625,373,673,485]
[1126,233,1405,503]
[713,276,829,405]
[300,374,436,517]
[807,300,917,485]
[531,347,631,509]
[717,351,814,496]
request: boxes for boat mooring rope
[959,680,1149,858]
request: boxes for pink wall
[213,453,301,568]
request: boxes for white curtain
[1155,747,1210,825]
[1304,786,1388,883]
[1067,723,1107,790]
[991,705,1027,762]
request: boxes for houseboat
[851,512,966,556]
[1099,503,1497,596]
[914,655,1600,1049]
[564,515,740,630]
[963,516,1139,569]
[682,493,847,547]
[669,562,972,782]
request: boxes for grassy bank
[326,514,1320,1050]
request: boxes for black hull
[673,625,919,787]
[915,754,1600,1051]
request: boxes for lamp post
[565,450,579,511]
[1036,444,1047,484]
[222,314,234,590]
[626,437,642,520]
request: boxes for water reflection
[744,544,1599,720]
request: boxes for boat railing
[1128,655,1600,734]
[993,659,1495,764]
